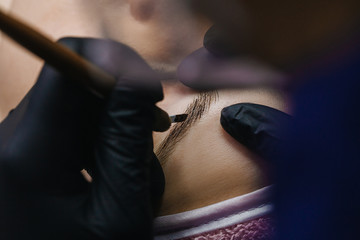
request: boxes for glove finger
[177,48,285,91]
[149,152,165,212]
[221,103,291,159]
[204,25,240,58]
[0,38,117,193]
[61,37,169,91]
[75,38,165,238]
[85,89,157,238]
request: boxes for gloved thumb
[221,103,291,160]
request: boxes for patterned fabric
[154,186,274,240]
[180,217,275,240]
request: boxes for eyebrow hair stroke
[155,91,218,166]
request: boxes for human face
[84,0,211,73]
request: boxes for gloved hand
[0,37,164,240]
[177,26,286,90]
[177,47,286,90]
[178,26,291,159]
[221,103,291,160]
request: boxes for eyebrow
[155,91,218,166]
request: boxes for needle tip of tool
[170,114,188,123]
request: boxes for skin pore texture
[0,0,289,217]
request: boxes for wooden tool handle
[0,8,170,132]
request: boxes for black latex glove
[177,47,286,91]
[177,26,285,90]
[221,103,291,160]
[0,37,164,240]
[203,25,240,58]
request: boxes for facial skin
[0,0,12,45]
[0,0,103,121]
[0,0,289,217]
[0,0,209,120]
[153,82,288,215]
